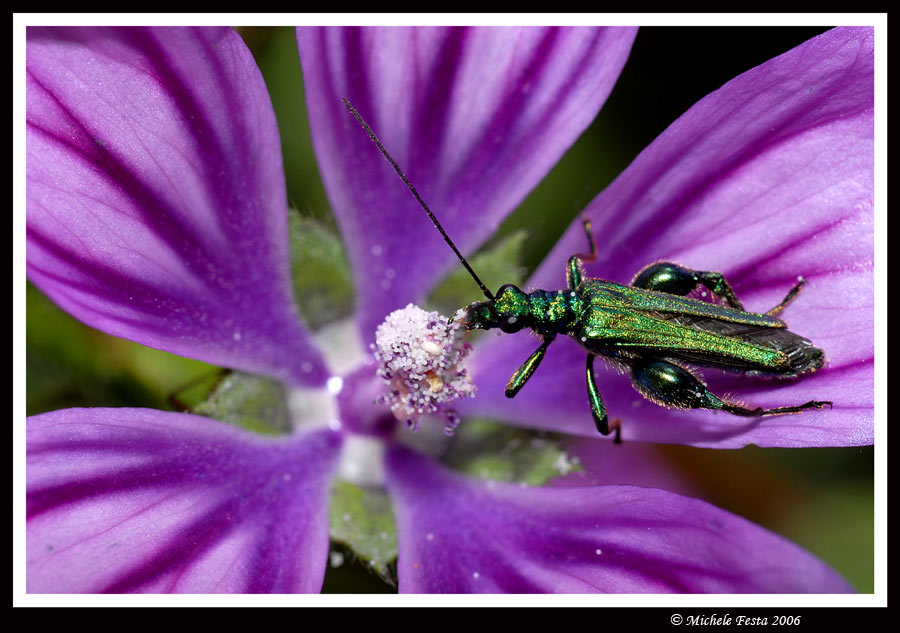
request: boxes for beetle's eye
[499,315,524,333]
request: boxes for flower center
[287,319,368,434]
[336,434,386,486]
[372,303,476,436]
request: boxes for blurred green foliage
[25,26,872,594]
[428,230,528,315]
[288,211,355,329]
[328,481,399,582]
[445,418,583,486]
[192,371,291,436]
[26,282,216,415]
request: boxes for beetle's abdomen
[579,306,784,363]
[572,280,823,376]
[645,312,824,376]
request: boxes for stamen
[372,303,476,435]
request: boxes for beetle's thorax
[524,288,585,335]
[464,284,584,336]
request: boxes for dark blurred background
[26,26,873,593]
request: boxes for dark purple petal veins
[386,446,853,593]
[465,27,874,447]
[26,27,328,386]
[27,408,342,593]
[297,26,637,341]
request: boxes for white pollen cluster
[372,303,476,435]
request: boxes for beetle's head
[462,284,529,333]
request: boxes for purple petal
[27,408,341,593]
[298,26,637,341]
[550,438,701,499]
[26,27,328,386]
[386,446,852,593]
[464,27,874,447]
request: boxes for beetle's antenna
[342,98,495,302]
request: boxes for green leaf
[166,369,227,411]
[443,418,582,486]
[26,283,215,415]
[428,230,528,315]
[288,211,355,330]
[192,371,290,435]
[329,481,398,580]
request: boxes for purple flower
[25,26,871,594]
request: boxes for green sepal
[443,418,582,486]
[288,210,354,330]
[329,481,398,581]
[428,230,528,314]
[192,371,290,436]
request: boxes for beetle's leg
[567,256,584,290]
[586,354,622,443]
[765,277,807,316]
[632,262,744,310]
[567,216,597,290]
[574,215,598,262]
[630,359,832,416]
[721,399,833,417]
[505,334,556,398]
[586,354,608,431]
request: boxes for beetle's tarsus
[766,277,807,316]
[724,399,833,417]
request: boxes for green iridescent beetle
[344,99,831,440]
